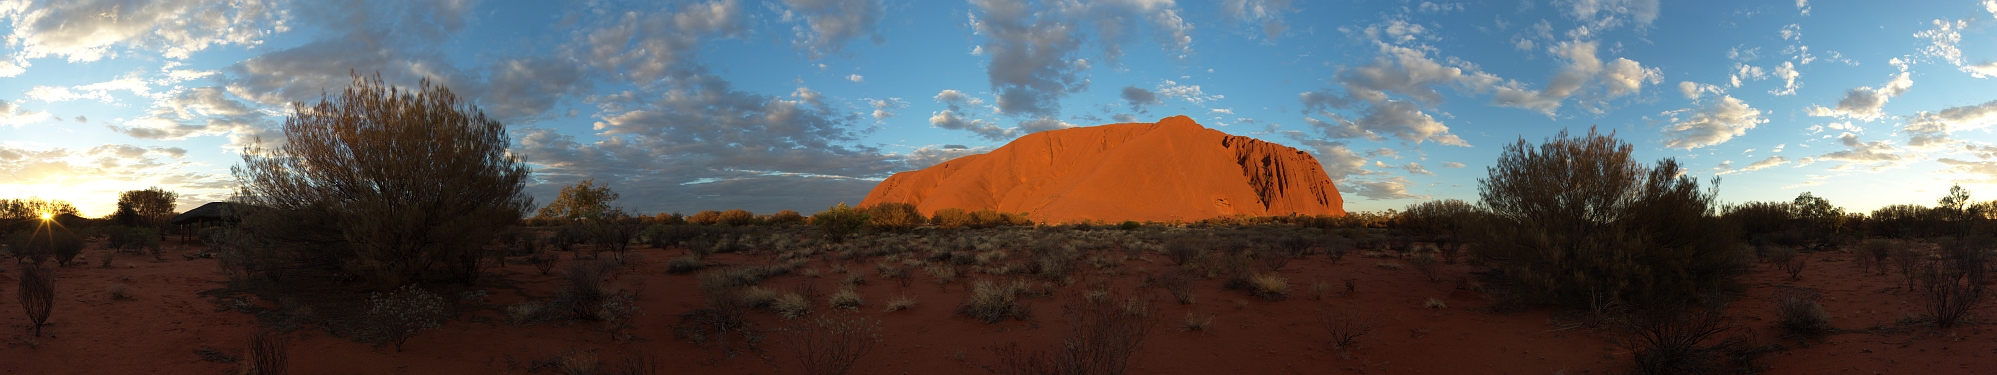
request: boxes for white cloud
[1937,158,1997,183]
[1442,161,1466,168]
[969,0,1191,119]
[1815,132,1905,166]
[929,89,1009,140]
[1806,72,1912,121]
[1676,81,1722,100]
[782,0,887,59]
[0,100,55,127]
[1717,156,1788,175]
[1769,61,1800,96]
[1418,2,1466,13]
[1220,0,1293,39]
[1965,62,1997,79]
[1400,162,1433,175]
[1796,0,1810,16]
[1,0,288,66]
[1662,95,1767,149]
[1904,99,1997,147]
[902,144,992,169]
[1913,19,1966,66]
[1554,0,1660,32]
[1348,176,1427,200]
[1155,80,1221,104]
[847,74,865,83]
[111,87,275,149]
[868,98,907,120]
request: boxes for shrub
[1409,251,1441,282]
[1248,272,1288,301]
[1772,287,1831,340]
[18,265,55,336]
[812,204,869,242]
[781,314,883,375]
[1181,312,1213,332]
[534,178,619,222]
[361,285,450,352]
[243,330,289,375]
[864,203,924,232]
[232,73,532,287]
[767,210,807,226]
[1855,238,1893,275]
[1472,127,1744,311]
[961,279,1029,323]
[884,295,917,312]
[1917,241,1988,329]
[1158,270,1197,305]
[688,210,723,225]
[718,209,758,226]
[532,251,560,275]
[666,255,706,275]
[671,295,757,357]
[1612,307,1754,375]
[931,208,973,229]
[773,292,812,319]
[8,229,83,266]
[1776,250,1811,281]
[990,291,1151,375]
[1424,297,1447,309]
[1321,309,1374,350]
[829,286,863,310]
[559,263,608,320]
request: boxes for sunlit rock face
[861,115,1345,224]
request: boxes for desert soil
[2,237,1993,374]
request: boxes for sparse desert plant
[830,286,863,310]
[774,292,812,319]
[884,295,917,312]
[672,293,758,357]
[597,292,644,342]
[1772,287,1831,340]
[1158,270,1197,305]
[108,283,128,300]
[361,284,450,352]
[506,302,543,325]
[961,279,1029,323]
[1409,251,1442,282]
[666,255,705,275]
[1375,261,1402,270]
[1248,272,1288,301]
[1917,243,1988,329]
[782,314,884,375]
[532,251,560,276]
[1181,312,1213,332]
[1424,297,1447,309]
[1778,250,1811,281]
[1612,307,1752,375]
[990,290,1152,375]
[925,265,957,284]
[1321,309,1375,350]
[1310,280,1331,300]
[18,265,55,336]
[1163,237,1206,267]
[242,330,289,375]
[561,263,608,320]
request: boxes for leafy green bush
[812,204,869,241]
[1472,127,1746,311]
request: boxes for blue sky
[2,0,1995,218]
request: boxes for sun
[39,212,52,221]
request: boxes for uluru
[861,115,1345,223]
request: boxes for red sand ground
[2,237,1994,374]
[861,116,1344,224]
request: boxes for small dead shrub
[781,314,884,375]
[883,295,917,313]
[360,285,450,352]
[829,286,863,310]
[1157,270,1197,305]
[1321,309,1375,350]
[1248,272,1288,301]
[19,265,56,336]
[242,330,289,375]
[961,279,1029,324]
[1772,287,1831,340]
[1181,312,1213,332]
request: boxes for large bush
[1473,127,1745,311]
[231,73,532,288]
